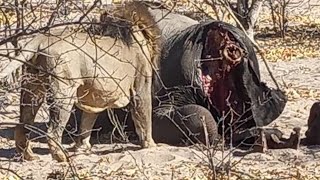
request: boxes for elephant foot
[264,127,301,149]
[253,127,268,153]
[288,127,301,149]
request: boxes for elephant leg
[175,104,219,146]
[234,127,301,151]
[152,105,182,145]
[15,83,44,161]
[153,104,219,146]
[268,127,301,149]
[46,85,76,162]
[72,111,98,151]
[232,127,282,149]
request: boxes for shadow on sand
[0,108,138,160]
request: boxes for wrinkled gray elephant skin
[152,104,219,146]
[153,20,287,146]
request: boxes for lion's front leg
[130,76,156,148]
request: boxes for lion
[0,1,161,162]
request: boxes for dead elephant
[88,19,292,149]
[146,4,295,149]
[152,20,294,148]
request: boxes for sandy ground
[1,0,320,178]
[260,58,319,135]
[0,57,319,179]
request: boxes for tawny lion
[0,1,161,162]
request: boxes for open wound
[198,27,245,111]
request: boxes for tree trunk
[235,0,264,40]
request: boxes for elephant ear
[221,21,287,126]
[244,43,287,126]
[248,34,287,126]
[247,49,261,82]
[157,22,206,89]
[242,61,287,126]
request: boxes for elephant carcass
[153,20,288,146]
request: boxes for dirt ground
[0,57,319,180]
[1,0,320,179]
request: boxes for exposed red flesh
[199,27,244,113]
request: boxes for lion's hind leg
[15,77,45,161]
